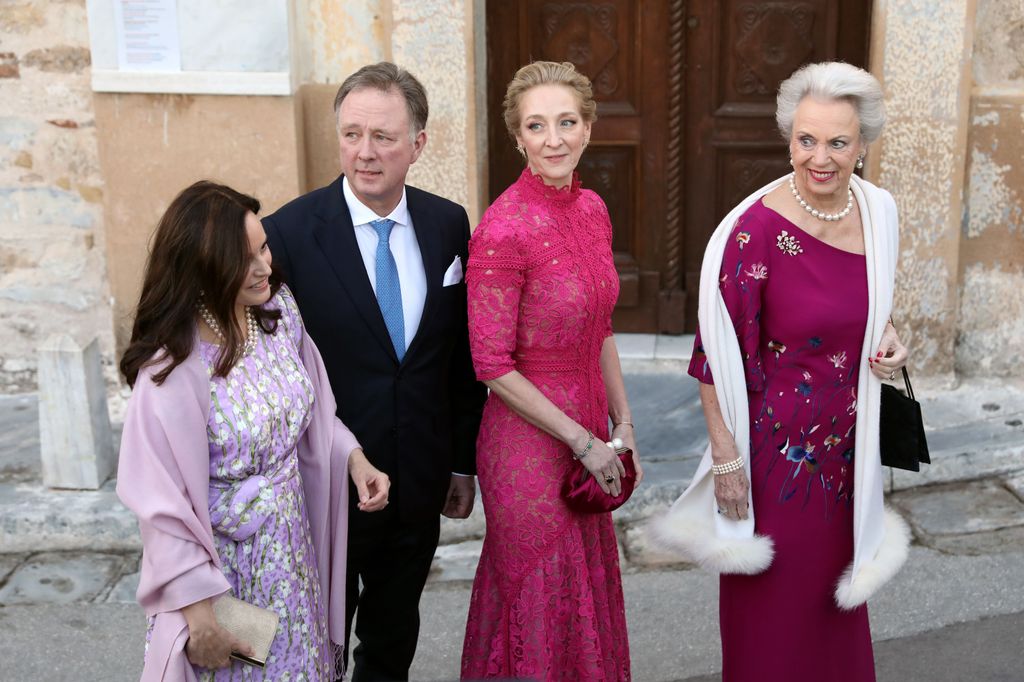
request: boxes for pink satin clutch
[561,448,637,513]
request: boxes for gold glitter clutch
[211,594,279,668]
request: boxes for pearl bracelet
[711,457,744,475]
[573,431,595,460]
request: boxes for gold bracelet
[711,457,744,475]
[573,431,595,460]
[612,420,634,429]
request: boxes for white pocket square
[442,255,464,286]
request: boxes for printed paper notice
[113,0,182,72]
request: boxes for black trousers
[341,514,441,681]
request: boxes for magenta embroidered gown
[461,169,631,681]
[689,199,876,681]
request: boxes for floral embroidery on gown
[461,168,631,681]
[145,286,335,681]
[689,199,876,682]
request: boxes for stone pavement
[2,340,1024,679]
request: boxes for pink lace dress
[460,168,631,681]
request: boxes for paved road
[3,542,1024,681]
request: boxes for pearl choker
[788,172,853,222]
[198,302,259,356]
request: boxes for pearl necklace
[198,302,259,356]
[788,172,853,222]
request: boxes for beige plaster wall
[956,0,1024,377]
[93,94,305,352]
[872,0,977,382]
[0,0,113,391]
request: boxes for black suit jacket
[263,176,486,526]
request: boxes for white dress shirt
[342,176,427,351]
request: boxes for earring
[583,138,590,150]
[856,155,864,169]
[516,143,525,157]
[789,156,794,167]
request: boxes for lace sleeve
[466,220,526,382]
[687,210,768,391]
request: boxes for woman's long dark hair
[120,181,282,387]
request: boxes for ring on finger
[604,475,616,484]
[888,369,897,381]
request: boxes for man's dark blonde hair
[502,61,597,141]
[333,61,428,135]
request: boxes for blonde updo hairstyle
[502,61,598,144]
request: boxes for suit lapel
[404,189,443,362]
[312,177,399,363]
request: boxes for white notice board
[113,0,182,72]
[87,0,293,95]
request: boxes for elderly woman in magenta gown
[460,61,640,681]
[661,62,912,682]
[117,181,389,681]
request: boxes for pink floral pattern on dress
[461,168,630,681]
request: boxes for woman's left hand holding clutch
[348,448,391,512]
[612,422,643,485]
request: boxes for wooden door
[485,1,871,333]
[486,1,675,332]
[681,0,871,329]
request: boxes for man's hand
[442,474,475,519]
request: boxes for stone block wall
[957,0,1024,377]
[0,0,113,391]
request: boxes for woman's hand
[712,443,749,521]
[714,469,750,520]
[869,321,909,381]
[181,597,253,669]
[612,423,643,485]
[348,448,390,512]
[573,430,626,496]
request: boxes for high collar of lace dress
[516,166,583,205]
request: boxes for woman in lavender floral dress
[118,181,390,681]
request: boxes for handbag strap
[888,317,915,400]
[900,366,915,400]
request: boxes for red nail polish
[876,351,883,358]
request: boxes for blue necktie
[370,219,405,361]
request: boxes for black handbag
[879,366,931,471]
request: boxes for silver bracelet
[711,457,744,475]
[573,431,595,460]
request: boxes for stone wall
[871,0,976,383]
[0,0,113,391]
[956,0,1024,377]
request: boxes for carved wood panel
[682,0,871,329]
[487,0,871,333]
[487,0,673,332]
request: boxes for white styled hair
[776,62,886,143]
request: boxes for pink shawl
[117,328,359,681]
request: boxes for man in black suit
[263,62,486,681]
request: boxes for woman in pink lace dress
[461,61,640,681]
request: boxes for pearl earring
[856,155,864,169]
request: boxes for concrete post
[37,334,115,489]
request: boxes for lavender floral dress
[146,287,334,680]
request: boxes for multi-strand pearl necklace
[788,172,853,222]
[198,302,259,356]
